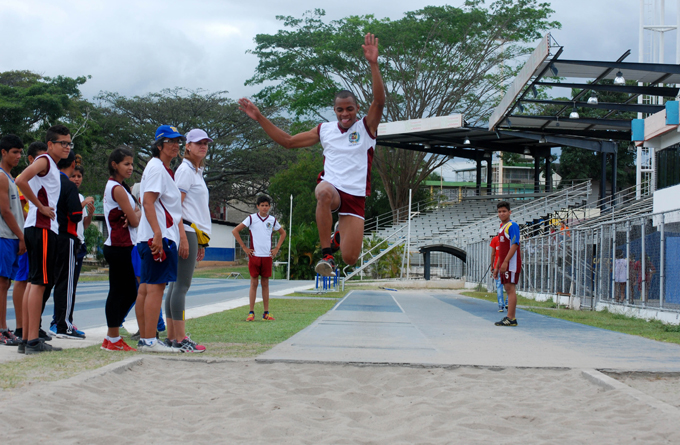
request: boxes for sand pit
[2,358,680,444]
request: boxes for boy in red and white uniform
[15,125,72,353]
[492,201,522,327]
[238,33,385,276]
[232,195,286,321]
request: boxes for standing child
[232,195,286,321]
[493,201,521,327]
[15,125,72,353]
[43,151,83,339]
[102,148,140,351]
[0,135,25,346]
[66,155,95,334]
[489,235,506,312]
[12,142,48,343]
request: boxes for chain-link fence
[465,209,680,311]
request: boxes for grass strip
[461,291,680,345]
[0,298,335,391]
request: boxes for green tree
[93,88,296,207]
[246,1,560,211]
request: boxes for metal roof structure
[488,34,680,139]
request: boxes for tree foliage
[94,88,297,206]
[246,1,560,211]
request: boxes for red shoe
[246,312,255,322]
[315,254,336,277]
[330,231,341,253]
[263,313,275,321]
[100,339,110,350]
[102,338,137,352]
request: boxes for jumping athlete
[238,33,385,276]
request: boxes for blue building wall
[203,247,235,262]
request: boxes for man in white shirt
[232,195,286,321]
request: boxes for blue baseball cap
[154,125,186,142]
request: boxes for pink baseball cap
[186,129,213,143]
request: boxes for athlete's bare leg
[338,214,364,265]
[504,283,517,319]
[12,280,26,330]
[315,182,341,250]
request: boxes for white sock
[107,336,121,343]
[142,338,156,346]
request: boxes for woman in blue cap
[163,128,212,353]
[135,125,188,353]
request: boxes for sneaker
[56,328,86,340]
[39,328,52,341]
[72,324,85,336]
[1,329,21,346]
[49,324,57,336]
[315,254,336,277]
[163,338,173,347]
[131,330,141,341]
[246,312,255,322]
[173,335,206,353]
[263,312,275,321]
[102,338,137,352]
[26,339,63,354]
[139,340,178,353]
[330,222,341,253]
[18,339,26,354]
[494,317,518,327]
[498,308,504,312]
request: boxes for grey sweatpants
[165,231,198,321]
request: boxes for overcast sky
[1,0,678,177]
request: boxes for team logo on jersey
[266,222,272,229]
[349,132,360,144]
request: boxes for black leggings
[103,245,138,329]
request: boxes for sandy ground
[607,372,680,409]
[2,358,680,444]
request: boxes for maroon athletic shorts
[332,189,366,219]
[249,255,273,278]
[500,269,521,285]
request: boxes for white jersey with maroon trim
[242,213,281,258]
[24,153,61,234]
[103,179,136,247]
[317,117,376,197]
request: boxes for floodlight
[423,143,431,150]
[569,103,579,119]
[463,138,471,145]
[539,135,547,144]
[523,147,531,155]
[587,94,598,105]
[614,71,625,86]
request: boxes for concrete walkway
[258,290,680,371]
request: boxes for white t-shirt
[242,213,281,257]
[103,179,137,247]
[137,157,182,245]
[24,153,61,234]
[77,193,86,244]
[175,158,211,235]
[318,117,376,197]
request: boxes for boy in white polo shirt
[232,195,286,321]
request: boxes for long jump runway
[258,290,680,371]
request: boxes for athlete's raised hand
[362,33,379,64]
[238,98,261,121]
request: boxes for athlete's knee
[342,251,359,266]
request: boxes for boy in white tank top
[239,33,385,277]
[15,125,72,354]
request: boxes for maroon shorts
[333,189,366,219]
[500,269,521,285]
[249,255,272,278]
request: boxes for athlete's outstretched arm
[362,33,385,136]
[238,98,320,149]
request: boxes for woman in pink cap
[163,129,212,352]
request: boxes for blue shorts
[137,238,178,285]
[15,252,29,282]
[131,246,141,278]
[0,238,20,280]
